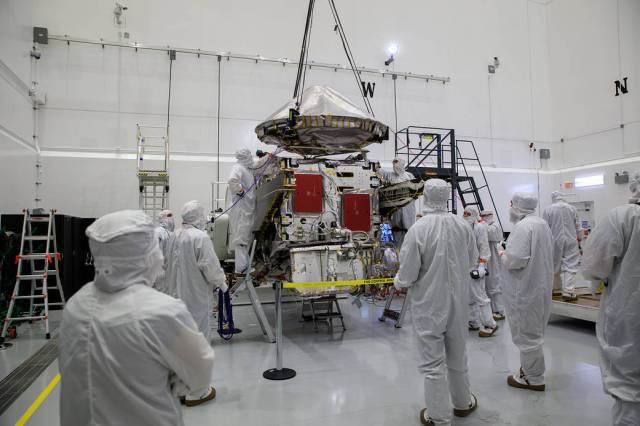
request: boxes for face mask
[393,162,404,175]
[195,218,207,230]
[509,207,520,224]
[464,215,475,224]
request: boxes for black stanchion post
[263,281,296,380]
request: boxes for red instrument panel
[342,193,371,232]
[293,173,324,213]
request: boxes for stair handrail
[456,139,504,232]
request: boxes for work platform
[550,287,600,323]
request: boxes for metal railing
[395,126,503,229]
[211,181,229,213]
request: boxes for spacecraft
[255,85,388,156]
[211,85,422,299]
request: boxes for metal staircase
[395,126,503,230]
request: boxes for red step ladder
[2,209,65,339]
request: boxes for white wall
[545,0,640,219]
[548,0,640,167]
[546,161,639,227]
[0,0,37,151]
[0,0,39,213]
[0,0,558,221]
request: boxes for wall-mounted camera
[488,56,500,74]
[114,2,128,26]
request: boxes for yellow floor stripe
[15,373,60,426]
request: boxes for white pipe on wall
[46,34,451,84]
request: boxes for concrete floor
[0,311,60,381]
[0,297,613,426]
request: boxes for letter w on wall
[361,81,376,98]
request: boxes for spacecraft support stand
[229,240,275,343]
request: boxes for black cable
[330,9,362,104]
[293,0,316,105]
[217,290,236,340]
[328,0,370,114]
[301,3,315,104]
[167,55,173,133]
[217,56,221,185]
[327,0,373,116]
[294,0,314,101]
[299,6,314,104]
[328,4,359,92]
[292,0,373,117]
[393,76,398,134]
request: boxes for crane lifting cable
[293,0,316,108]
[292,0,374,116]
[256,0,388,156]
[327,0,373,116]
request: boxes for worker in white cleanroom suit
[480,210,506,320]
[228,148,257,276]
[156,209,175,244]
[58,210,216,426]
[378,158,417,246]
[502,193,554,391]
[165,200,228,340]
[630,171,640,204]
[542,191,581,301]
[581,175,640,426]
[464,206,498,337]
[395,179,479,426]
[153,209,174,293]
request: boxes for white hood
[86,210,162,293]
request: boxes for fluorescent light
[513,184,535,193]
[575,174,604,188]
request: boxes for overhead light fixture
[385,44,398,66]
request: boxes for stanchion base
[263,368,296,381]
